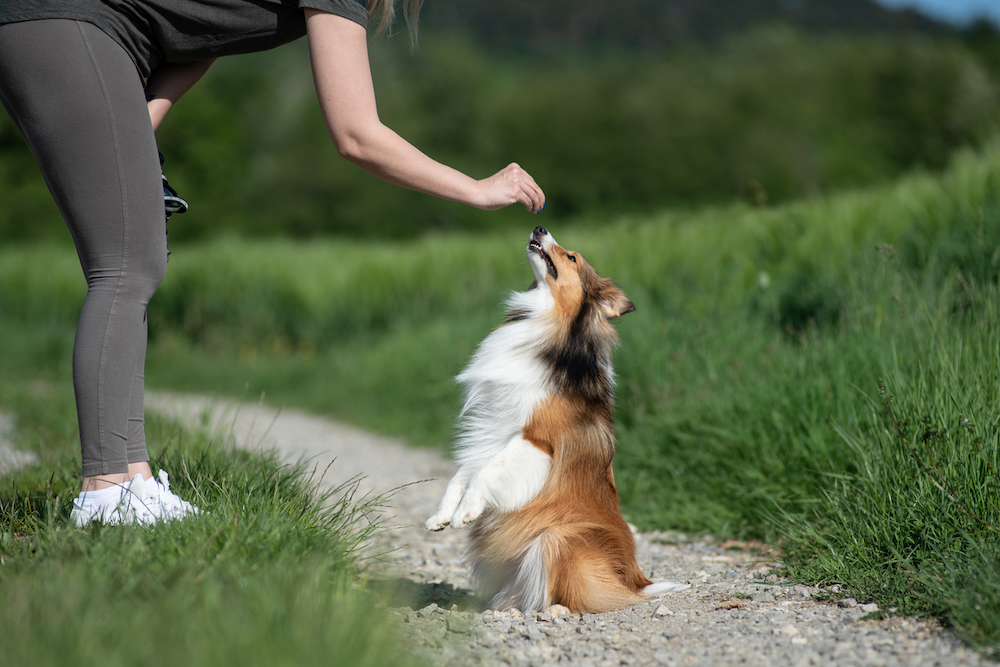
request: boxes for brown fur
[467,240,648,613]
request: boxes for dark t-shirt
[0,0,369,78]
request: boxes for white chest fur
[425,288,555,531]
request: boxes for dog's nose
[533,226,548,237]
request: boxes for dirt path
[0,412,37,477]
[144,391,472,588]
[144,391,990,667]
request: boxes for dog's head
[526,226,634,323]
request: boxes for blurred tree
[418,0,951,53]
[1,1,997,241]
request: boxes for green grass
[2,142,999,655]
[0,380,415,667]
[777,287,1000,649]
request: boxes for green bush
[2,28,998,241]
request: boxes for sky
[877,0,1000,27]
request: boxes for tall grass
[1,142,999,652]
[778,258,1000,651]
[0,381,414,667]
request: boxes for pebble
[154,395,990,667]
[362,516,993,667]
[418,603,440,617]
[447,613,474,634]
[370,507,993,667]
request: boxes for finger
[501,165,535,212]
[519,174,545,214]
[523,182,542,214]
[511,180,535,212]
[507,164,545,213]
[516,167,541,194]
[527,181,545,214]
[523,179,545,214]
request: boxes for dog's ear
[598,285,635,319]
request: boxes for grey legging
[0,19,167,477]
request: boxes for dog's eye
[567,254,577,263]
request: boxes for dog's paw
[450,510,479,528]
[450,504,485,528]
[425,514,451,532]
[545,604,574,618]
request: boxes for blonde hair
[368,0,425,41]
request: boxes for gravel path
[145,391,990,667]
[0,412,38,476]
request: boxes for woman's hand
[475,163,545,213]
[305,9,545,214]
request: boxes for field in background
[3,24,999,241]
[1,143,998,654]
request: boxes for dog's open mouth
[528,239,557,278]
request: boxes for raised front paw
[450,497,486,528]
[450,510,480,528]
[425,513,451,532]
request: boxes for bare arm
[145,59,216,131]
[305,9,545,213]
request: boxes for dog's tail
[470,512,675,613]
[643,581,691,596]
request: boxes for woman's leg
[0,19,166,489]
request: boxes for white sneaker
[70,474,158,527]
[144,469,199,521]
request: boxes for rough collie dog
[426,226,687,615]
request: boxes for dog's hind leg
[426,467,474,531]
[451,436,551,528]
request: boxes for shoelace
[115,475,158,525]
[151,470,197,516]
[159,151,188,263]
[163,175,189,215]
